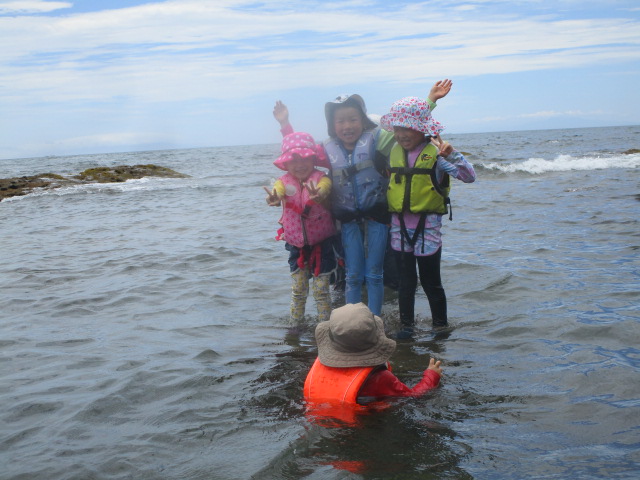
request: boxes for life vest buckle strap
[345,164,359,177]
[391,167,411,184]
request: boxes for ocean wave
[480,153,640,174]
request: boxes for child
[380,97,476,338]
[273,80,452,317]
[304,302,442,407]
[264,132,338,325]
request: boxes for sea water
[1,126,639,479]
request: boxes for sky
[1,0,639,160]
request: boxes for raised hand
[431,134,444,150]
[273,100,290,126]
[428,79,453,102]
[263,186,281,206]
[427,357,443,375]
[304,181,323,202]
[438,141,454,158]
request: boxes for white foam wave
[482,153,640,174]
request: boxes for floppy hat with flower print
[380,96,444,137]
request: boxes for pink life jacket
[278,170,336,248]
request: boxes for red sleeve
[358,368,440,400]
[280,123,294,137]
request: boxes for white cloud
[0,0,70,14]
[0,0,639,157]
[1,2,638,108]
[54,132,174,149]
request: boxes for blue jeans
[341,219,389,315]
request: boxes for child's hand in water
[263,186,281,206]
[428,79,452,102]
[273,101,290,126]
[427,357,443,375]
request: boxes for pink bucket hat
[274,132,330,170]
[380,96,444,137]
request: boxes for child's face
[333,106,364,150]
[286,155,315,182]
[393,126,425,151]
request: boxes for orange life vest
[303,358,391,426]
[304,357,376,404]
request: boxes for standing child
[273,80,452,316]
[380,97,476,338]
[264,132,339,325]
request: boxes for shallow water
[2,126,640,479]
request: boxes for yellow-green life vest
[387,142,450,215]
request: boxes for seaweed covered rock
[0,174,63,201]
[74,164,188,183]
[0,165,189,201]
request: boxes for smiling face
[393,126,426,151]
[286,154,315,182]
[332,106,365,150]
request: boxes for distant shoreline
[1,125,638,162]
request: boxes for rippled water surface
[2,126,639,479]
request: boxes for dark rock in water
[0,174,63,201]
[194,349,222,362]
[0,165,189,202]
[622,148,640,154]
[74,164,188,183]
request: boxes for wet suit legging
[394,247,447,327]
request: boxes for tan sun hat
[315,303,396,368]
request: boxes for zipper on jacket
[299,179,309,245]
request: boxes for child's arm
[273,101,294,137]
[357,357,442,400]
[437,143,476,183]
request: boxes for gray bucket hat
[315,303,396,368]
[324,94,378,139]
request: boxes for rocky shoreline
[0,164,189,202]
